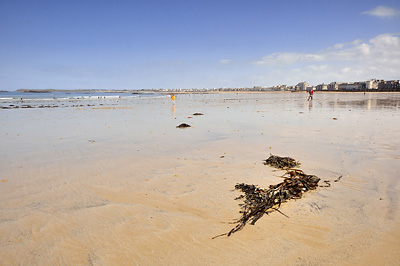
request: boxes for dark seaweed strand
[213,170,320,239]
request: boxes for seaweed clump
[263,154,300,169]
[176,123,191,128]
[213,169,320,239]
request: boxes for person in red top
[308,89,314,101]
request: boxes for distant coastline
[12,78,399,93]
[12,87,400,94]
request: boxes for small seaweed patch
[176,123,191,128]
[263,154,300,169]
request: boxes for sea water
[0,90,165,101]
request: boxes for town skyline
[12,77,399,93]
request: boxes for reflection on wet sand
[293,92,400,111]
[327,94,400,110]
[329,98,400,110]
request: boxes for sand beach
[1,92,400,265]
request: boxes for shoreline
[1,91,399,111]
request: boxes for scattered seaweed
[213,169,320,239]
[212,153,344,239]
[193,113,204,116]
[263,154,300,169]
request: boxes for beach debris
[263,154,300,169]
[319,175,342,187]
[88,140,96,144]
[333,118,338,120]
[193,113,204,116]
[334,175,342,182]
[176,123,191,128]
[213,169,320,239]
[213,154,342,239]
[1,179,8,183]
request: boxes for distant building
[315,83,328,91]
[338,82,364,90]
[277,84,288,91]
[296,81,308,91]
[378,80,400,90]
[328,82,339,90]
[366,79,378,89]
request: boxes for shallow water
[0,92,399,265]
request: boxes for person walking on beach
[308,89,314,101]
[171,93,175,104]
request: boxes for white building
[366,79,378,89]
[328,82,339,90]
[296,81,309,91]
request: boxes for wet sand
[1,92,400,265]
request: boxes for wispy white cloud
[252,33,400,85]
[220,59,232,64]
[362,6,400,18]
[254,53,324,66]
[254,36,388,67]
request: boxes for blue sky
[1,0,399,90]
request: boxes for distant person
[308,89,314,101]
[171,93,175,103]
